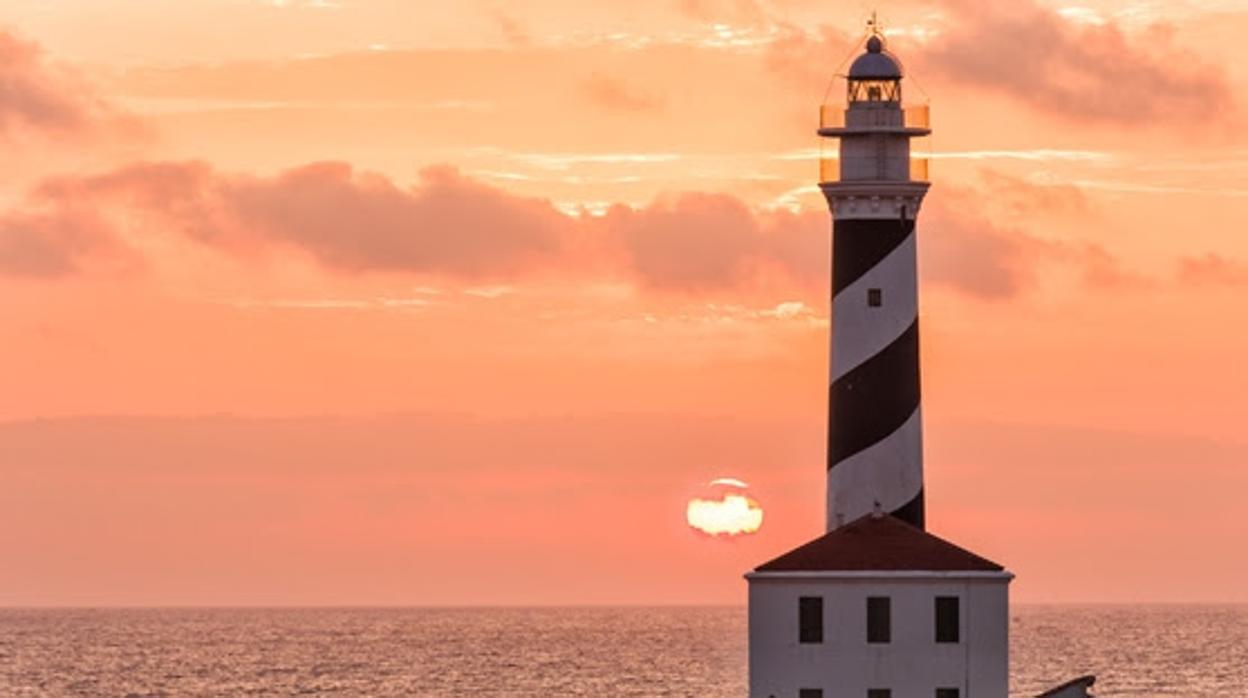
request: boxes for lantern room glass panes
[848,79,901,103]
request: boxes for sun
[686,478,764,537]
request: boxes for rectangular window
[868,288,883,307]
[935,596,960,643]
[867,690,892,698]
[799,596,823,644]
[867,596,891,643]
[799,690,824,698]
[936,689,960,698]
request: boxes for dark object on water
[1036,675,1096,698]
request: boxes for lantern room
[847,35,902,103]
[818,32,931,185]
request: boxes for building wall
[748,575,1009,698]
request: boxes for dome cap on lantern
[848,35,902,80]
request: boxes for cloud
[597,192,823,290]
[676,0,766,25]
[0,210,108,278]
[16,162,573,278]
[922,180,1143,299]
[921,204,1034,299]
[4,160,818,289]
[606,193,758,289]
[1178,253,1248,286]
[0,158,1139,298]
[489,9,532,48]
[578,73,664,112]
[0,29,113,136]
[231,163,572,275]
[917,0,1233,125]
[975,169,1089,216]
[926,219,1148,300]
[0,175,138,277]
[762,22,855,88]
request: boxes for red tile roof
[753,513,1005,572]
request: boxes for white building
[746,512,1011,698]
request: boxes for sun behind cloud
[686,479,764,537]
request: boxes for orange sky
[3,0,1248,606]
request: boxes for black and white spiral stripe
[826,214,925,531]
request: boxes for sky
[2,0,1248,606]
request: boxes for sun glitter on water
[686,478,764,537]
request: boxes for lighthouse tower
[746,30,1013,698]
[821,32,929,533]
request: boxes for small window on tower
[935,596,960,643]
[936,689,960,698]
[867,596,891,643]
[868,288,883,307]
[868,690,892,698]
[799,596,823,643]
[800,690,824,698]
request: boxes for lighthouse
[745,29,1013,698]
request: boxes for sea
[2,605,1246,696]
